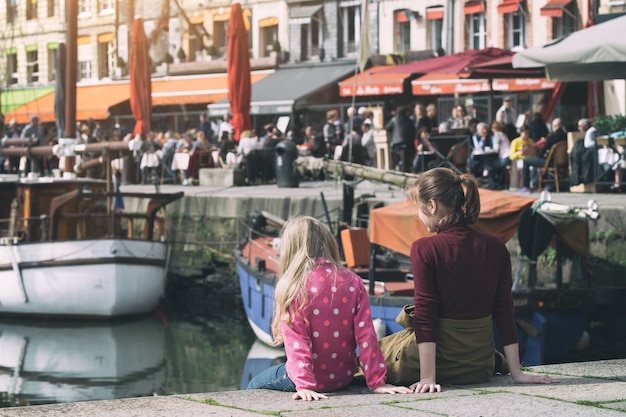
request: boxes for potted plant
[272,40,281,53]
[594,114,626,137]
[593,115,612,136]
[206,44,218,59]
[176,47,186,63]
[609,114,626,137]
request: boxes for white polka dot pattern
[282,261,387,393]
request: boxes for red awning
[464,55,546,78]
[464,1,485,15]
[396,10,409,23]
[381,48,514,75]
[540,0,573,17]
[497,0,522,14]
[492,78,558,92]
[339,66,409,96]
[412,73,557,95]
[412,73,491,95]
[426,7,444,20]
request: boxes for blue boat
[234,190,597,365]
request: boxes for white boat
[0,316,166,405]
[0,177,183,318]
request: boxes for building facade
[1,0,623,122]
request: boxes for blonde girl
[247,216,410,400]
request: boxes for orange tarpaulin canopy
[151,72,269,106]
[5,83,130,124]
[370,189,536,257]
[339,66,410,97]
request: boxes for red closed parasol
[227,3,252,142]
[130,17,152,136]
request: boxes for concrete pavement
[1,359,625,416]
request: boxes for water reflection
[0,316,166,407]
[239,340,285,390]
[0,267,259,408]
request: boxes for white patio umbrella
[512,15,626,81]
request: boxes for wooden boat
[234,188,598,365]
[0,177,183,318]
[0,315,166,406]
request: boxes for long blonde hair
[271,216,342,343]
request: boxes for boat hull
[0,239,169,318]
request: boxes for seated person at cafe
[470,122,494,178]
[570,118,598,187]
[412,127,437,173]
[521,117,567,192]
[220,130,237,167]
[508,125,535,189]
[237,130,260,185]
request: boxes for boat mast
[64,0,77,143]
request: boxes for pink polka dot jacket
[282,258,387,392]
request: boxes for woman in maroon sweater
[406,168,558,393]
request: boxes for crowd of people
[2,103,624,191]
[382,97,624,192]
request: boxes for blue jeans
[246,363,296,392]
[522,156,547,188]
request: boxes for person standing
[20,115,44,174]
[323,110,341,158]
[528,112,549,143]
[425,103,437,131]
[216,113,233,143]
[360,119,376,166]
[495,96,517,141]
[247,216,411,400]
[485,121,511,189]
[386,106,415,172]
[378,168,559,392]
[198,114,212,144]
[20,115,43,144]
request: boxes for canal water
[1,266,625,408]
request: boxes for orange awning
[151,72,270,106]
[464,1,485,15]
[540,0,573,16]
[412,73,557,95]
[6,73,273,123]
[497,0,522,13]
[426,7,444,20]
[5,83,130,124]
[370,190,535,257]
[339,66,409,97]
